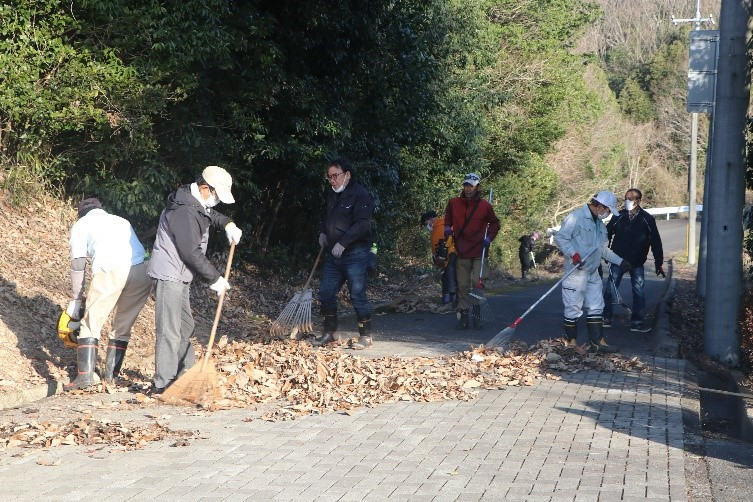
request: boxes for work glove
[66,299,82,320]
[572,253,582,266]
[619,260,634,274]
[444,226,453,238]
[332,243,345,258]
[209,277,231,297]
[224,222,242,245]
[656,265,666,278]
[318,232,328,248]
[482,237,491,250]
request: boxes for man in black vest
[603,188,664,332]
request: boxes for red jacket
[444,192,500,259]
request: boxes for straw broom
[270,247,323,340]
[160,242,235,407]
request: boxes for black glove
[619,260,633,274]
[656,265,666,278]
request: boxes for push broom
[486,247,597,349]
[160,242,236,407]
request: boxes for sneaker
[630,322,651,333]
[602,318,612,328]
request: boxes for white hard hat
[594,190,618,216]
[202,166,235,204]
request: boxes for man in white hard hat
[147,166,242,393]
[553,191,633,353]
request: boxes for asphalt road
[371,218,696,354]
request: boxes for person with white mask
[554,191,632,353]
[603,188,664,332]
[147,165,242,393]
[314,158,375,349]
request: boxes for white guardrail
[546,204,703,240]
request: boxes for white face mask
[425,223,433,233]
[332,182,346,193]
[205,194,220,208]
[625,200,636,211]
[598,209,610,220]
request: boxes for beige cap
[202,165,235,204]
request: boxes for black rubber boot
[65,337,98,391]
[103,339,128,382]
[563,318,578,346]
[351,316,373,350]
[472,304,482,329]
[455,309,470,330]
[312,312,338,347]
[587,315,618,353]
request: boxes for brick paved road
[0,356,687,502]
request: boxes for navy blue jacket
[320,181,374,251]
[606,208,663,268]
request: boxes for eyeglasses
[326,171,345,181]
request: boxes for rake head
[470,295,493,321]
[270,288,315,339]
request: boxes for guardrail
[546,204,704,241]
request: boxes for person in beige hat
[147,166,242,393]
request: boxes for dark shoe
[589,338,619,354]
[630,322,651,333]
[602,318,612,328]
[351,336,372,350]
[563,318,578,346]
[471,305,482,329]
[64,338,98,391]
[455,309,470,330]
[311,332,338,347]
[103,339,128,382]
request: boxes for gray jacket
[554,204,623,274]
[148,185,231,283]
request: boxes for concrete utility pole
[672,1,716,266]
[703,0,751,366]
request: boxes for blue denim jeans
[318,245,371,318]
[603,263,645,323]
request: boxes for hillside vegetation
[0,0,718,273]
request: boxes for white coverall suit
[554,204,624,320]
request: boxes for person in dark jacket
[603,188,664,333]
[147,166,242,393]
[518,231,539,280]
[314,158,376,349]
[443,173,500,329]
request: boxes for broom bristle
[159,359,220,407]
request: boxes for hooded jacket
[320,180,375,252]
[606,208,663,267]
[148,185,232,283]
[554,204,623,274]
[444,191,500,259]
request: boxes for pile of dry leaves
[200,337,648,420]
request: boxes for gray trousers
[153,279,196,389]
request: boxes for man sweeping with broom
[147,166,242,395]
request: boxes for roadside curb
[0,381,62,411]
[649,258,679,358]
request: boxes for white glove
[66,299,82,320]
[225,222,242,245]
[209,277,231,297]
[332,243,345,258]
[318,233,328,248]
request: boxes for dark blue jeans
[603,263,645,323]
[318,245,371,318]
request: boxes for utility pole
[672,1,715,266]
[703,0,751,366]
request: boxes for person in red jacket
[443,173,500,329]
